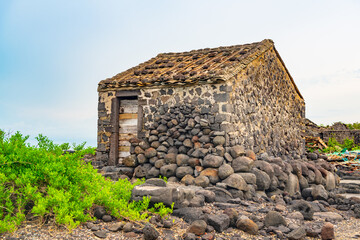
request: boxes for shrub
[0,131,171,233]
[322,137,360,153]
[346,122,360,130]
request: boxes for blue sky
[1,0,359,147]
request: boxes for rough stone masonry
[95,39,306,188]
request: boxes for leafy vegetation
[346,122,360,130]
[0,131,171,233]
[322,137,360,153]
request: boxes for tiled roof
[98,39,274,90]
[98,39,302,99]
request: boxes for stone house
[96,39,305,170]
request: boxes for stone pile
[120,124,339,202]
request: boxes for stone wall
[321,130,360,145]
[226,47,305,156]
[96,91,116,168]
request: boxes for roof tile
[98,39,274,90]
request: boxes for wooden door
[118,98,138,164]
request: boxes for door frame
[109,90,142,166]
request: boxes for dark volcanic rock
[232,156,254,172]
[218,164,234,180]
[252,168,270,191]
[172,208,204,223]
[321,222,335,240]
[290,200,314,220]
[206,187,233,203]
[207,214,230,232]
[203,155,224,168]
[188,220,207,236]
[236,218,259,235]
[264,211,287,227]
[94,206,106,219]
[160,164,177,177]
[287,226,306,240]
[93,230,107,238]
[222,174,248,190]
[143,223,160,240]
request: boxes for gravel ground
[2,200,360,240]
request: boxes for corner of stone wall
[96,91,115,168]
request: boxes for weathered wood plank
[119,113,138,120]
[119,126,138,134]
[118,98,138,162]
[118,146,130,152]
[120,100,138,114]
[119,152,131,158]
[119,134,135,141]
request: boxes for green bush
[322,137,360,153]
[0,131,170,233]
[346,122,360,130]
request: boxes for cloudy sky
[1,0,359,146]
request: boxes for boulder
[232,156,254,172]
[229,145,245,158]
[264,211,287,227]
[146,167,160,178]
[176,166,194,179]
[207,214,230,232]
[172,207,204,223]
[143,223,160,240]
[313,212,343,221]
[236,218,258,235]
[285,174,300,196]
[181,175,195,186]
[223,208,238,227]
[176,154,190,166]
[298,175,309,190]
[252,168,270,191]
[145,178,167,187]
[160,164,177,178]
[196,189,216,203]
[203,155,224,168]
[321,222,335,240]
[213,136,226,146]
[311,185,328,200]
[132,185,175,206]
[132,183,195,209]
[137,154,147,164]
[222,174,248,190]
[164,153,177,164]
[287,226,306,240]
[194,176,210,188]
[188,220,207,236]
[188,158,200,167]
[325,172,336,191]
[183,139,193,148]
[245,149,256,161]
[254,160,275,179]
[123,155,137,167]
[145,148,157,158]
[189,195,205,207]
[237,172,257,185]
[218,164,234,180]
[200,168,219,184]
[94,206,106,219]
[290,200,314,220]
[205,187,233,203]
